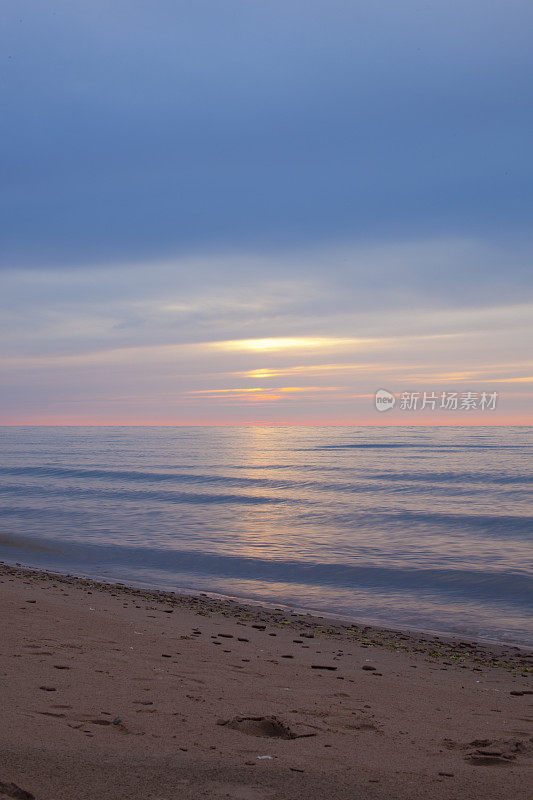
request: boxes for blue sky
[1,1,532,423]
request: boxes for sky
[1,0,532,425]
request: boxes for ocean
[0,426,531,646]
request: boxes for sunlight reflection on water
[0,425,531,644]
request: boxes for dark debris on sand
[1,562,531,675]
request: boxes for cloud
[1,2,531,422]
[209,337,361,353]
[1,237,531,359]
[2,2,532,267]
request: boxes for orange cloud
[185,386,343,404]
[208,336,376,353]
[187,386,339,394]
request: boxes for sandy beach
[1,563,531,800]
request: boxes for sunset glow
[1,2,531,426]
[210,337,360,353]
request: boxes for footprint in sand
[444,736,533,766]
[344,722,379,732]
[217,715,295,739]
[0,781,35,800]
[36,711,66,718]
[465,753,515,766]
[217,716,317,740]
[205,781,271,799]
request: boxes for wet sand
[1,563,532,800]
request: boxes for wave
[295,508,533,535]
[1,535,531,606]
[0,465,529,492]
[308,443,532,451]
[369,470,533,485]
[0,532,60,554]
[0,482,300,506]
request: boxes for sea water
[0,426,531,645]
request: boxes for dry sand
[1,563,532,800]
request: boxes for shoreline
[1,562,532,799]
[2,561,532,667]
[3,558,532,654]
